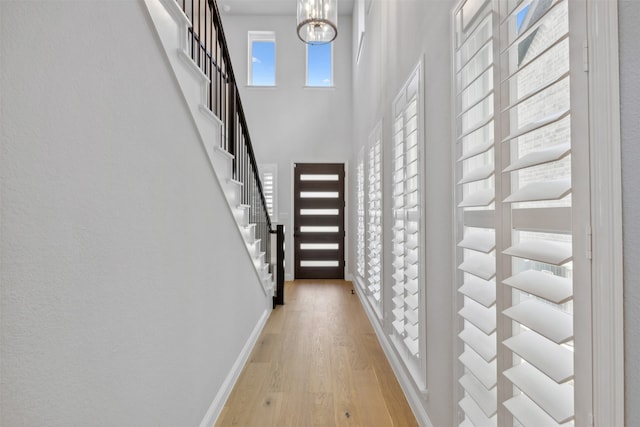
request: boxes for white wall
[619,1,640,424]
[0,1,269,425]
[349,1,454,426]
[220,14,353,280]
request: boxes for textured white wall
[220,14,354,280]
[350,1,454,426]
[0,1,269,425]
[619,1,640,424]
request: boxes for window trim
[305,42,334,87]
[586,1,624,424]
[247,31,276,87]
[389,60,427,392]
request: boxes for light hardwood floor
[215,280,419,427]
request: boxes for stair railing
[177,0,276,280]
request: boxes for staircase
[144,0,274,294]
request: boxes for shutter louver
[460,396,497,427]
[459,323,497,363]
[458,229,496,253]
[459,276,496,308]
[503,240,572,265]
[503,363,574,423]
[459,349,497,389]
[459,299,496,335]
[503,393,569,427]
[503,143,571,172]
[503,299,573,344]
[503,331,574,383]
[503,270,572,304]
[458,253,497,281]
[459,373,498,417]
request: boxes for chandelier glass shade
[296,0,338,45]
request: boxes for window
[453,2,498,424]
[306,43,333,87]
[366,122,383,317]
[390,63,425,388]
[356,151,365,279]
[248,31,275,86]
[260,164,277,222]
[453,0,592,425]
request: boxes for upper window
[306,43,333,87]
[248,31,275,86]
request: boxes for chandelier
[296,0,338,45]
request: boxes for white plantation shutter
[454,0,591,425]
[366,123,383,316]
[260,164,277,221]
[454,1,498,425]
[356,152,365,280]
[500,0,587,424]
[391,64,424,383]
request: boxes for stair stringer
[143,0,273,293]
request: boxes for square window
[306,43,333,87]
[248,31,275,86]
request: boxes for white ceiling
[218,0,354,16]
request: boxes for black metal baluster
[191,0,195,60]
[207,3,212,112]
[216,45,220,121]
[204,0,208,105]
[245,127,248,207]
[244,135,248,206]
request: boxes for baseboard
[353,286,434,427]
[353,275,366,290]
[198,308,270,427]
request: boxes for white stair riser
[242,226,257,243]
[223,182,242,207]
[211,149,233,183]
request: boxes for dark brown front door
[294,163,345,279]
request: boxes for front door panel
[294,163,345,279]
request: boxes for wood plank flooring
[215,280,419,427]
